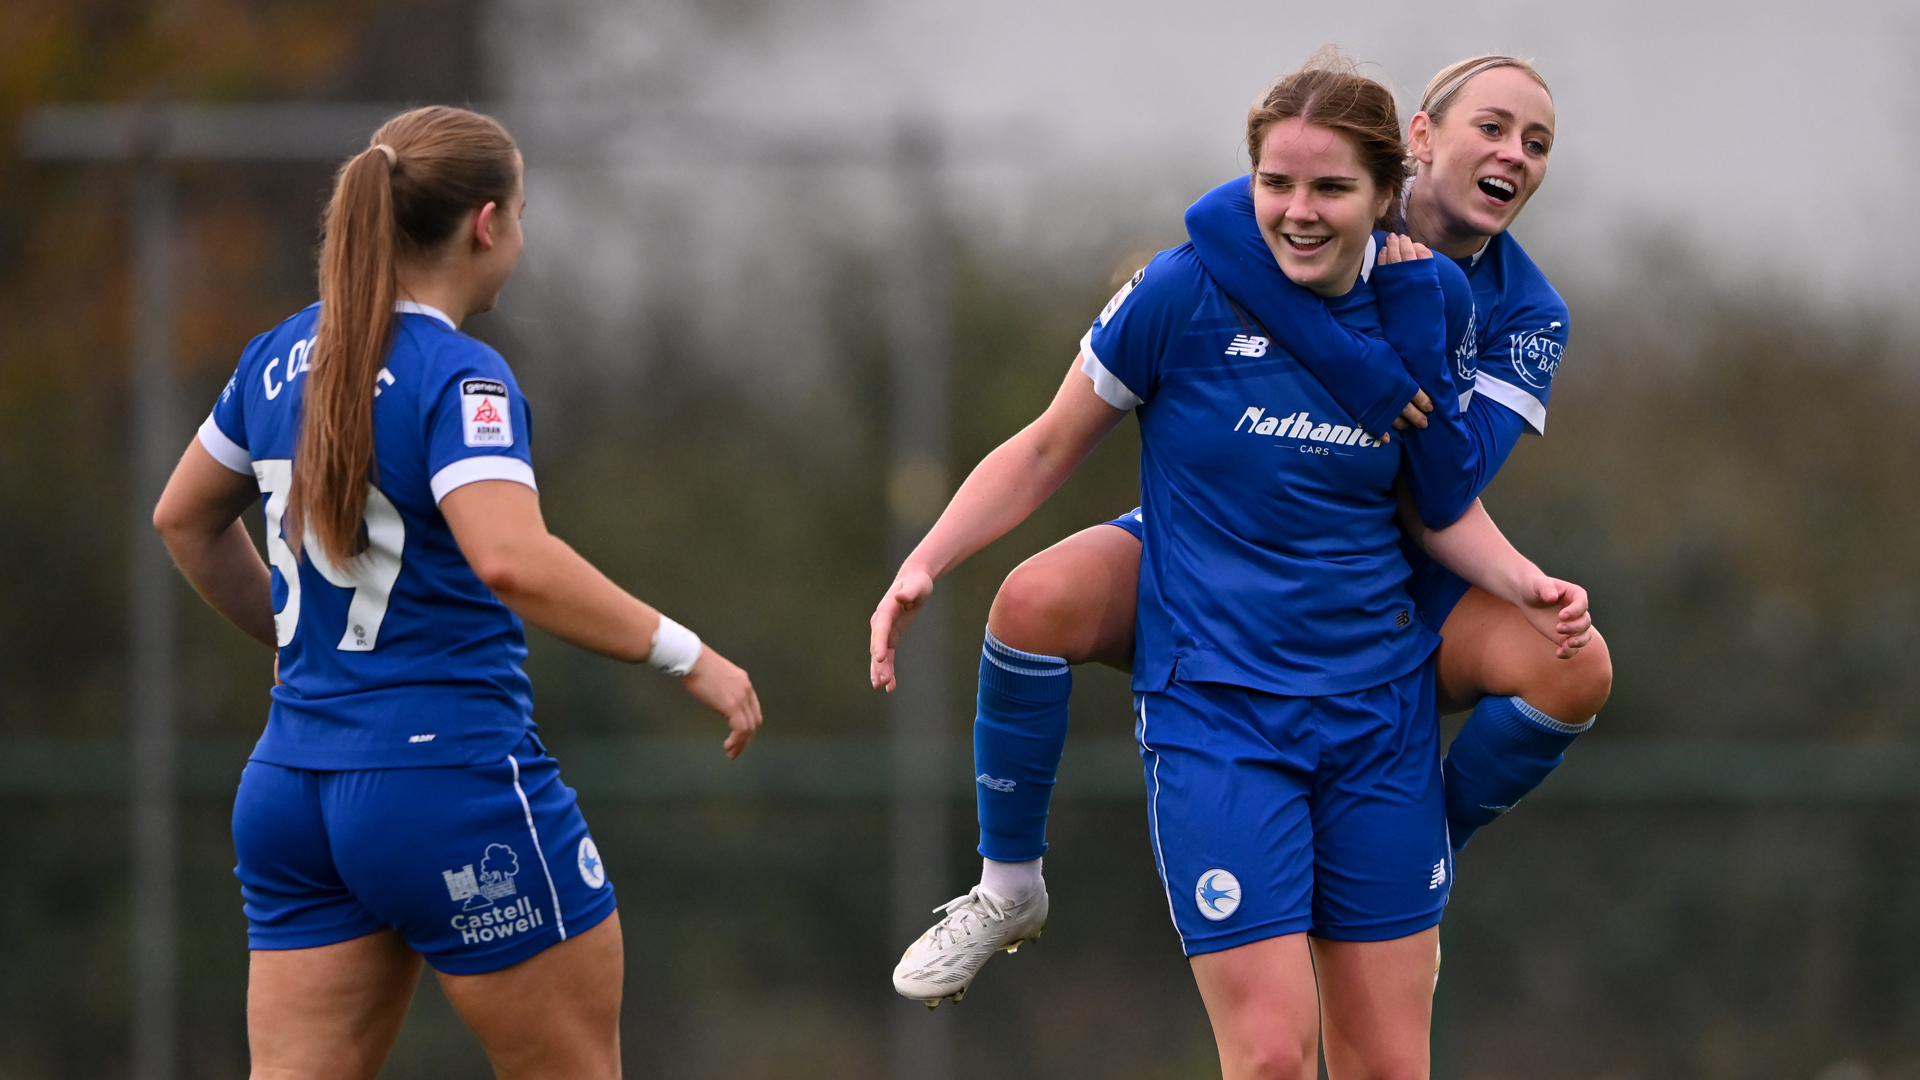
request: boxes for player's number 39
[253,459,406,651]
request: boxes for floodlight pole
[886,121,955,1080]
[127,147,179,1080]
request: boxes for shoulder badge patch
[461,379,513,447]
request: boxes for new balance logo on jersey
[1429,860,1447,890]
[1232,406,1383,448]
[1224,334,1269,357]
[976,773,1017,793]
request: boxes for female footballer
[878,55,1607,1013]
[872,56,1590,1079]
[153,106,761,1080]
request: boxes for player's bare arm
[869,353,1126,691]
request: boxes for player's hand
[1390,389,1435,432]
[680,647,762,759]
[273,653,283,686]
[1516,576,1594,659]
[1373,233,1433,266]
[870,566,934,692]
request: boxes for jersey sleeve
[1375,255,1479,528]
[1079,250,1189,410]
[198,335,269,475]
[423,342,537,504]
[1183,177,1419,439]
[1473,281,1567,436]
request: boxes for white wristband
[647,615,703,677]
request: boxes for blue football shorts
[1134,660,1452,956]
[1102,506,1146,541]
[1110,506,1472,631]
[232,732,617,975]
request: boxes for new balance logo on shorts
[1428,860,1447,890]
[1223,334,1269,357]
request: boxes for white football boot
[892,884,1049,1007]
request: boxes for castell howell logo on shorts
[444,843,546,945]
[443,843,520,911]
[1195,868,1242,921]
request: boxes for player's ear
[1407,112,1436,166]
[473,202,498,252]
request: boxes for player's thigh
[437,912,624,1080]
[248,930,424,1080]
[1310,927,1439,1080]
[988,522,1140,667]
[1434,586,1613,722]
[1188,933,1320,1080]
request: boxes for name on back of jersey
[461,379,513,447]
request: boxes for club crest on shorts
[442,842,520,911]
[1195,868,1242,921]
[577,836,606,889]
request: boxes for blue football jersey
[199,301,539,769]
[1082,243,1450,698]
[1455,231,1567,436]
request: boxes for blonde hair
[1418,55,1553,122]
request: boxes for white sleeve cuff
[1079,331,1144,411]
[197,414,252,474]
[430,456,539,503]
[1471,374,1548,435]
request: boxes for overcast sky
[494,0,1920,316]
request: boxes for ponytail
[287,106,518,566]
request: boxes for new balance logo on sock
[1428,860,1447,890]
[976,774,1017,793]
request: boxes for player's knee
[1520,625,1613,724]
[1226,1036,1316,1080]
[988,560,1091,658]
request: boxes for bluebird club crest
[1195,868,1242,921]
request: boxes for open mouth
[1283,233,1332,252]
[1477,176,1516,204]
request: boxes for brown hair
[289,106,519,564]
[1418,55,1553,123]
[1246,47,1408,229]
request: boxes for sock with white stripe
[973,629,1072,866]
[1443,695,1593,852]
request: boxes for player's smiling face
[1411,66,1554,249]
[1251,118,1390,298]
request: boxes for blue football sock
[1443,695,1593,852]
[973,629,1072,863]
